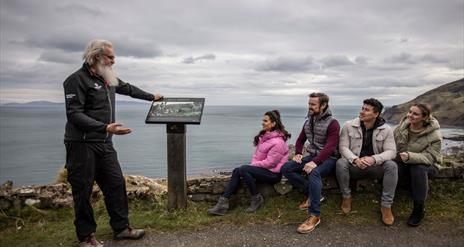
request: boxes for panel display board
[145,98,205,124]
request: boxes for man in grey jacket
[336,98,397,226]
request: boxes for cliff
[382,78,464,127]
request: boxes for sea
[1,103,462,186]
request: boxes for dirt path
[104,221,463,247]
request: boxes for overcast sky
[1,0,462,106]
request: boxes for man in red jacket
[281,92,340,234]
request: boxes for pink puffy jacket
[250,131,289,173]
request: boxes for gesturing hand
[153,93,164,101]
[106,123,132,135]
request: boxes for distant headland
[382,78,464,127]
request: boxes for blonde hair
[82,39,112,66]
[412,103,433,126]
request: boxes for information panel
[145,97,205,124]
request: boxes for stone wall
[1,162,462,211]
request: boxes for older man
[336,98,397,226]
[63,39,163,246]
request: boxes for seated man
[281,92,340,234]
[336,98,397,226]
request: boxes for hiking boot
[298,196,325,211]
[380,206,394,226]
[207,196,229,216]
[246,194,264,213]
[298,197,309,211]
[79,233,103,247]
[296,215,321,234]
[341,196,352,214]
[114,227,145,240]
[407,203,425,227]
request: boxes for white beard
[96,61,119,86]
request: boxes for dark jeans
[397,160,432,205]
[223,165,282,198]
[65,142,129,241]
[281,155,336,216]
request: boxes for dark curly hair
[253,110,291,146]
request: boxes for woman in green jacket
[393,103,442,227]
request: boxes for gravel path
[104,221,463,247]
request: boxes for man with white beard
[63,39,163,247]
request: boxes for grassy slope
[1,179,463,247]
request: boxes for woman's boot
[246,194,264,213]
[207,196,229,216]
[407,203,425,226]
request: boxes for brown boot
[298,197,309,211]
[381,206,394,226]
[340,197,352,214]
[296,215,320,234]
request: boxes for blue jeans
[281,155,336,216]
[223,165,282,198]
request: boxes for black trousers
[65,142,129,241]
[396,159,432,206]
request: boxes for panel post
[166,123,187,209]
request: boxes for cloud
[0,0,462,105]
[182,54,216,64]
[320,55,355,68]
[39,50,81,64]
[384,52,451,66]
[20,34,163,58]
[255,56,316,72]
[420,54,449,64]
[354,56,369,65]
[384,52,416,64]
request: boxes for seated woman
[208,110,291,215]
[393,103,442,226]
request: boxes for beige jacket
[339,117,396,165]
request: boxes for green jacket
[393,116,442,165]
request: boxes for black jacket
[63,63,154,142]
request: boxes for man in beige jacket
[336,98,397,226]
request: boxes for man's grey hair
[82,39,112,66]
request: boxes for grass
[1,179,463,246]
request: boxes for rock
[435,164,455,178]
[189,193,220,202]
[274,180,293,195]
[1,180,13,190]
[38,191,54,208]
[451,163,464,178]
[52,197,73,208]
[15,188,37,197]
[211,182,227,194]
[0,198,11,210]
[187,178,200,186]
[125,175,167,195]
[12,198,22,209]
[25,198,41,206]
